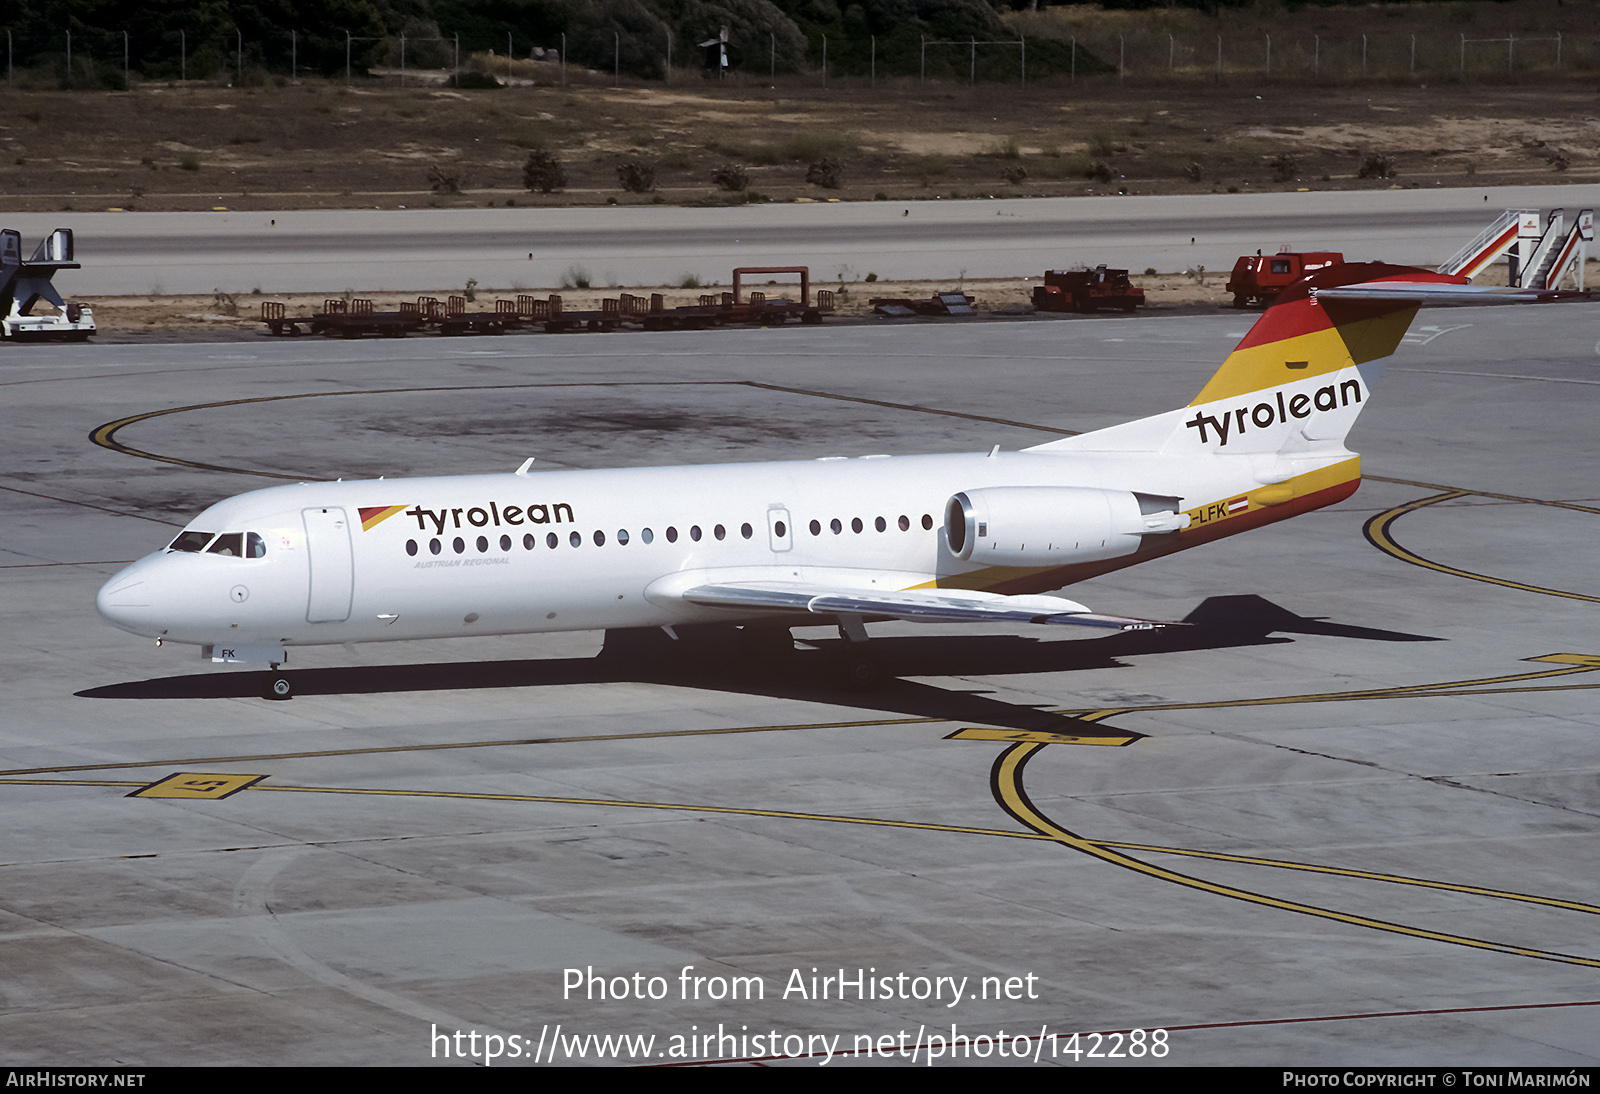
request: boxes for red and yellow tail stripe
[1191,263,1465,406]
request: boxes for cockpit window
[169,531,215,553]
[207,533,244,557]
[246,532,266,558]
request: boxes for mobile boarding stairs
[1439,208,1593,290]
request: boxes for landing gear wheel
[838,652,883,690]
[264,674,293,701]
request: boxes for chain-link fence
[2,25,1597,89]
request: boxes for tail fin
[1032,262,1462,459]
[1190,262,1462,412]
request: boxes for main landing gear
[834,614,883,690]
[263,664,293,701]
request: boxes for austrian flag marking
[1226,496,1250,515]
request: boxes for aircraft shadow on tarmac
[78,596,1438,734]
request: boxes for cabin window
[713,524,726,541]
[500,535,512,551]
[406,540,418,556]
[850,518,862,534]
[169,531,215,553]
[690,525,702,542]
[570,531,582,547]
[523,534,535,550]
[922,514,933,530]
[547,532,558,549]
[830,518,842,535]
[430,538,442,555]
[874,517,886,532]
[809,520,821,536]
[476,536,489,553]
[641,528,654,544]
[617,529,630,545]
[741,523,754,539]
[666,526,678,543]
[593,530,606,547]
[898,515,910,531]
[453,537,465,554]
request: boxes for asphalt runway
[3,304,1599,1066]
[7,182,1597,296]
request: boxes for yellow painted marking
[0,715,950,778]
[129,772,266,799]
[14,774,1600,923]
[1367,475,1600,516]
[89,380,1073,481]
[991,742,1600,969]
[1365,492,1600,604]
[947,727,1138,747]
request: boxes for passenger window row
[404,512,935,558]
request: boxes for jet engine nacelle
[944,486,1188,566]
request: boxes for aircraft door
[302,507,353,623]
[767,506,793,553]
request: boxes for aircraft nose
[96,559,160,636]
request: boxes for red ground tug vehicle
[1225,251,1343,307]
[1032,266,1145,313]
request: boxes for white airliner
[95,264,1579,699]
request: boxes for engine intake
[945,486,1187,566]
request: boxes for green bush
[523,149,567,193]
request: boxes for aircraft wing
[676,580,1175,631]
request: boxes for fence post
[1216,34,1222,84]
[1361,34,1367,78]
[1265,33,1270,75]
[822,34,827,87]
[401,34,406,87]
[181,30,185,83]
[920,35,925,83]
[1314,34,1319,78]
[870,34,874,88]
[771,32,776,85]
[1119,34,1124,80]
[509,32,513,84]
[1020,35,1024,87]
[666,29,672,84]
[1459,34,1464,78]
[66,31,71,88]
[1168,33,1174,74]
[345,31,350,86]
[970,37,975,85]
[237,28,243,86]
[1410,34,1415,77]
[292,30,297,83]
[614,31,619,87]
[1071,36,1076,82]
[560,33,566,89]
[124,30,129,89]
[454,33,459,85]
[1507,34,1514,76]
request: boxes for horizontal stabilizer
[1318,282,1591,304]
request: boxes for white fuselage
[95,444,1264,650]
